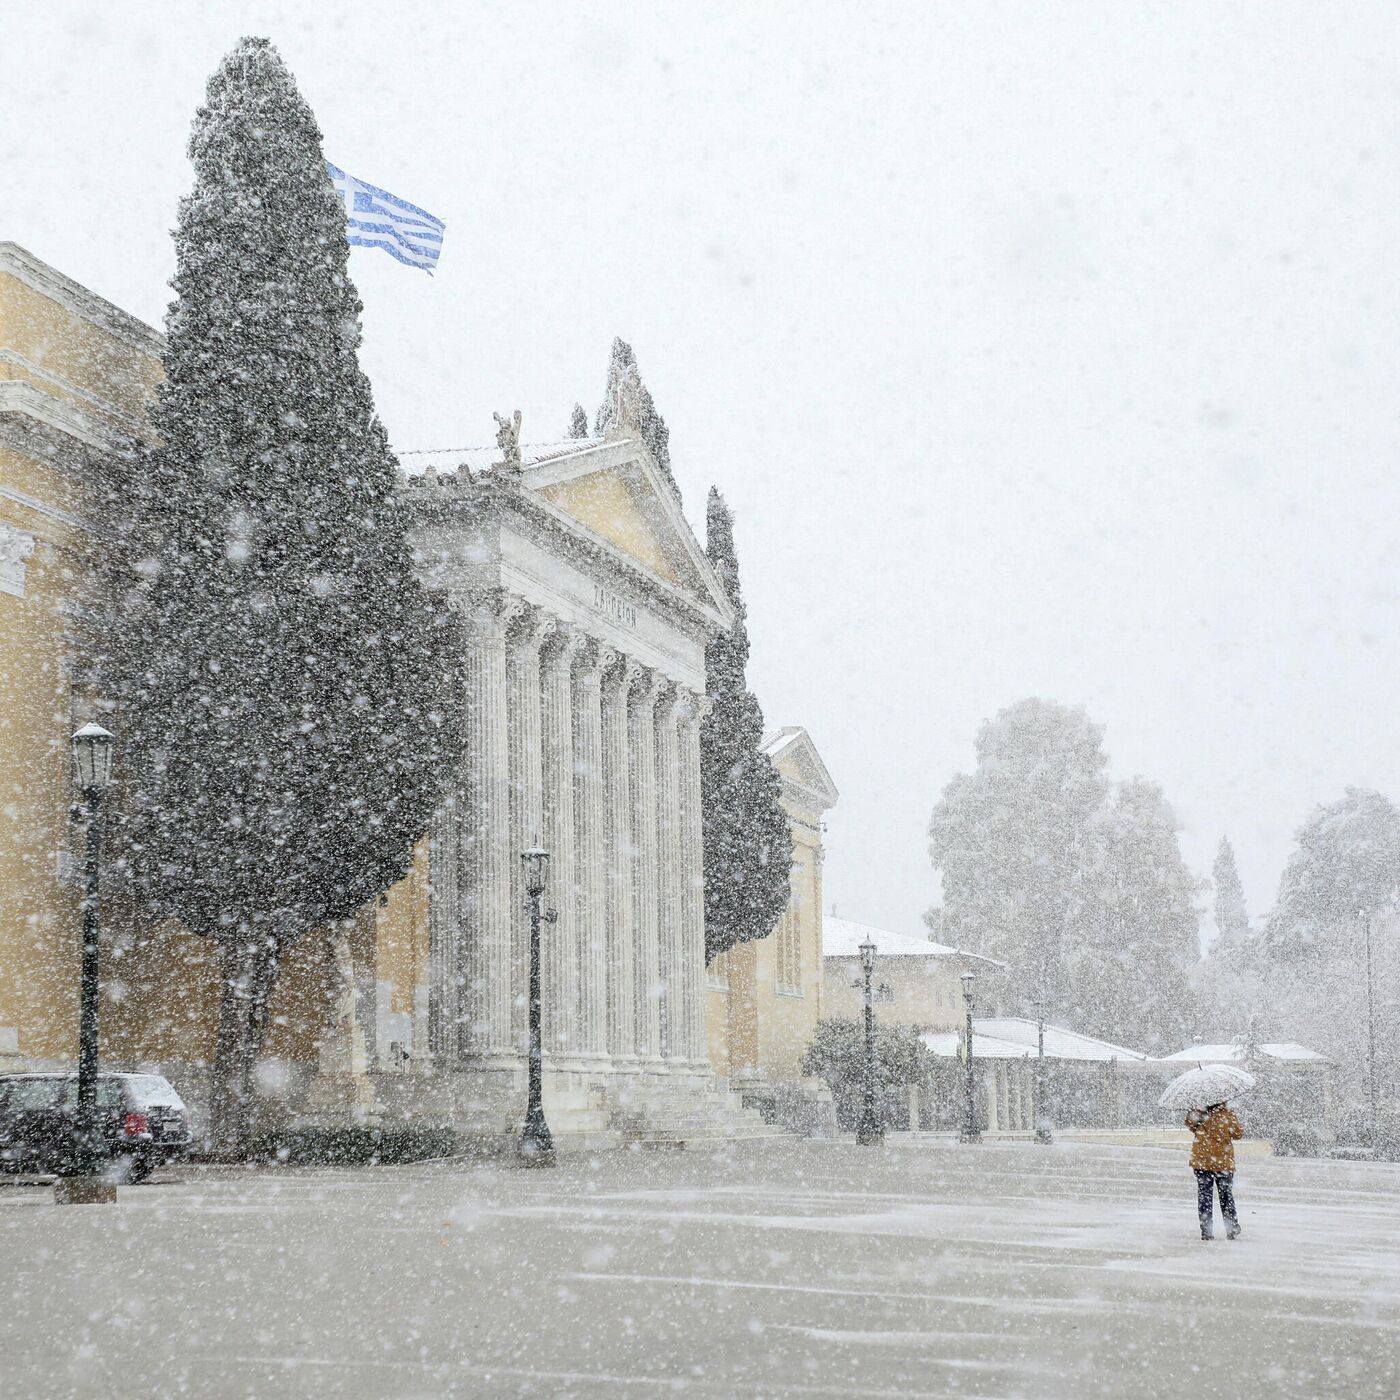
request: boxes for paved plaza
[4,1137,1399,1399]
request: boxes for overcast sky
[7,3,1400,941]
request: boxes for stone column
[540,626,584,1065]
[572,641,611,1067]
[443,590,519,1066]
[601,656,639,1068]
[653,681,684,1063]
[628,667,665,1067]
[508,605,555,1054]
[427,801,458,1065]
[676,691,712,1066]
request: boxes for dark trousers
[1194,1169,1238,1236]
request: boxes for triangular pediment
[525,436,733,625]
[762,727,840,811]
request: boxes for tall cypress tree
[1212,836,1249,951]
[594,337,680,501]
[568,402,589,438]
[699,489,791,961]
[88,37,458,1153]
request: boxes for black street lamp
[1031,997,1053,1145]
[518,846,556,1167]
[56,723,117,1206]
[855,939,883,1146]
[959,970,980,1144]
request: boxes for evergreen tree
[929,700,1201,1047]
[699,489,791,961]
[1076,778,1201,1049]
[1266,788,1400,958]
[928,698,1110,1009]
[568,402,589,438]
[88,37,458,1153]
[1212,836,1249,951]
[1256,789,1400,1096]
[595,337,680,501]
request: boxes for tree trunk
[209,932,282,1159]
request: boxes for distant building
[821,916,1001,1032]
[705,727,839,1130]
[1164,1041,1335,1130]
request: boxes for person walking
[1186,1100,1244,1241]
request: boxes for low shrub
[252,1124,457,1166]
[1271,1123,1325,1158]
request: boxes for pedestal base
[54,1176,117,1205]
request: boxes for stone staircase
[603,1077,787,1151]
[325,1067,789,1157]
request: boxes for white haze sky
[6,3,1400,942]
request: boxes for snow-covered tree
[1212,836,1250,951]
[929,700,1201,1047]
[594,337,680,501]
[88,37,458,1154]
[1265,788,1400,959]
[1248,789,1400,1097]
[568,402,589,439]
[802,1017,930,1130]
[1075,778,1201,1049]
[700,489,791,962]
[928,698,1110,1009]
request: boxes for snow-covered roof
[822,915,1003,968]
[921,1031,1033,1061]
[976,1017,1152,1064]
[923,1019,1160,1067]
[761,729,805,761]
[1164,1042,1330,1065]
[398,438,600,477]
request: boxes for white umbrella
[1158,1064,1255,1111]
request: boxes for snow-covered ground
[4,1137,1398,1398]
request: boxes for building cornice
[0,242,164,357]
[0,378,133,455]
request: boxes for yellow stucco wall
[703,739,832,1085]
[0,475,83,1058]
[1,247,165,1067]
[0,263,162,432]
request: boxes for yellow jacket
[1186,1104,1244,1172]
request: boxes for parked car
[0,1072,192,1182]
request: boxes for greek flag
[327,161,445,273]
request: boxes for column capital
[673,687,712,731]
[459,588,529,642]
[629,666,667,710]
[540,622,588,671]
[507,602,557,656]
[573,637,613,689]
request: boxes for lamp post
[855,939,883,1146]
[518,846,556,1167]
[960,971,980,1143]
[1361,909,1379,1135]
[1031,997,1052,1145]
[56,723,117,1206]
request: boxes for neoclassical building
[705,727,839,1128]
[0,242,778,1145]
